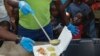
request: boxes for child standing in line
[51,0,79,38]
[50,1,63,38]
[70,13,84,39]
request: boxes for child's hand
[19,1,34,15]
[20,37,35,53]
[67,23,79,35]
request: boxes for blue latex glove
[20,37,35,53]
[67,23,79,35]
[19,1,34,15]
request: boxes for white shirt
[0,0,9,22]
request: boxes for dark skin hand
[4,0,18,34]
[0,27,18,42]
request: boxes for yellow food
[50,53,57,56]
[47,46,55,52]
[50,39,60,45]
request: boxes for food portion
[34,45,58,56]
[47,46,55,52]
[37,47,47,55]
[50,39,60,45]
[50,53,57,56]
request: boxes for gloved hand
[20,37,35,53]
[67,23,79,35]
[19,1,34,15]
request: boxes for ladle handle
[32,14,51,42]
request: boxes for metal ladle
[32,14,60,46]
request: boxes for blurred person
[70,12,84,39]
[51,0,79,36]
[67,0,97,38]
[4,0,18,33]
[0,26,35,53]
[18,0,53,41]
[18,0,79,41]
[0,0,36,53]
[50,1,63,38]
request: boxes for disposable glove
[19,1,34,15]
[67,23,79,35]
[20,37,35,53]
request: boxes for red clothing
[92,2,100,11]
[73,24,83,39]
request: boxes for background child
[51,0,80,38]
[50,1,63,38]
[67,0,97,38]
[71,12,84,39]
